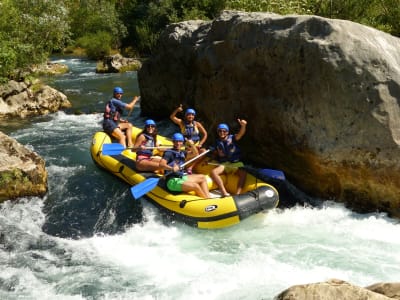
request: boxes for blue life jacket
[136,134,154,156]
[163,149,186,177]
[181,121,200,142]
[215,134,241,163]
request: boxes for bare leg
[235,169,247,195]
[181,174,210,198]
[136,158,162,172]
[210,165,229,196]
[181,181,207,198]
[119,122,133,147]
[111,128,127,148]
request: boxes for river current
[1,57,400,300]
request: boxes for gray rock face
[0,131,47,201]
[138,11,400,218]
[0,80,71,118]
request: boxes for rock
[29,62,69,76]
[275,279,393,300]
[138,10,400,218]
[0,80,71,118]
[0,131,47,201]
[366,282,400,299]
[96,54,142,73]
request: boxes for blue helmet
[217,123,229,132]
[185,108,196,116]
[113,86,124,94]
[172,133,185,142]
[144,119,156,126]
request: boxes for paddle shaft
[207,162,285,180]
[130,149,211,199]
[180,149,210,169]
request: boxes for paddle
[130,149,211,199]
[207,162,286,181]
[102,143,173,156]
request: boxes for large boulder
[0,131,47,201]
[138,11,400,218]
[96,54,142,73]
[0,79,71,118]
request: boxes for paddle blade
[130,177,160,199]
[102,143,125,156]
[242,166,286,181]
[258,169,286,180]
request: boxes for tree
[67,0,127,52]
[0,0,70,80]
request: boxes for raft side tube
[234,185,279,220]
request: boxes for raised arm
[234,119,247,141]
[170,104,184,125]
[125,95,140,110]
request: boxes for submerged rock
[138,10,400,218]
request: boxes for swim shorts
[103,119,119,135]
[221,161,244,173]
[166,175,188,192]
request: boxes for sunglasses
[218,129,228,133]
[146,125,156,128]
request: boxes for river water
[1,57,400,300]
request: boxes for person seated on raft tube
[102,86,139,148]
[170,104,208,173]
[133,119,163,172]
[159,133,210,199]
[210,119,247,197]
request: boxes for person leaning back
[210,119,247,196]
[133,119,163,172]
[102,86,139,148]
[159,133,210,198]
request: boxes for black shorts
[103,119,119,135]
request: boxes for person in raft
[102,86,139,148]
[170,104,208,173]
[133,119,163,172]
[210,119,247,197]
[159,133,210,198]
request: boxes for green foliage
[0,0,400,81]
[0,0,70,80]
[0,39,17,80]
[67,0,127,49]
[76,32,112,60]
[117,0,225,54]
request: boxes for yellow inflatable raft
[90,127,279,229]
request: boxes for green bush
[76,32,112,60]
[0,41,17,80]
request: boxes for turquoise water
[1,58,399,300]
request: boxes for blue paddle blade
[130,177,160,199]
[102,143,125,155]
[258,169,286,180]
